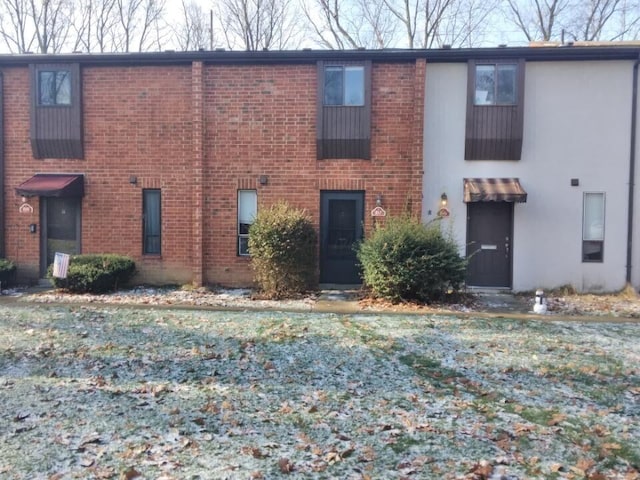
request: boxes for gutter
[626,55,640,284]
[0,73,4,259]
[0,45,639,68]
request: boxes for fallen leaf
[548,413,567,426]
[120,467,141,480]
[278,457,294,473]
[550,463,565,472]
[468,460,493,479]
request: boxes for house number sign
[371,206,386,217]
[19,203,34,214]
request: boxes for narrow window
[324,66,364,106]
[38,70,71,106]
[143,189,161,255]
[238,190,257,256]
[582,192,605,262]
[475,63,517,105]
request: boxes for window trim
[143,189,162,256]
[38,69,72,107]
[238,189,257,256]
[582,192,605,263]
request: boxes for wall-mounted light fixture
[376,194,383,207]
[129,176,138,185]
[259,175,269,186]
[440,193,448,207]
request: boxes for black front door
[40,197,81,277]
[466,202,513,288]
[320,191,364,284]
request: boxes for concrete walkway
[2,285,639,323]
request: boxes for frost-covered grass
[0,305,639,479]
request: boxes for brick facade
[1,53,425,287]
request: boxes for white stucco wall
[423,60,638,292]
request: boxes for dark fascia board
[0,46,639,67]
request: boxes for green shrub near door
[357,216,466,303]
[249,201,317,299]
[49,254,136,293]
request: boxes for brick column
[192,61,204,286]
[411,58,426,219]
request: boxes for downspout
[0,73,4,259]
[626,56,640,284]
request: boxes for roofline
[0,45,639,67]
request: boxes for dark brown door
[320,191,364,284]
[466,202,513,287]
[40,197,81,276]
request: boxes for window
[143,189,161,255]
[38,70,71,106]
[474,64,517,105]
[582,192,605,262]
[317,61,371,159]
[30,63,83,158]
[324,66,365,106]
[465,59,524,160]
[238,190,257,256]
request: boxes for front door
[40,197,81,277]
[320,191,364,284]
[466,202,513,288]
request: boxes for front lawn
[0,305,638,479]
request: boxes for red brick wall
[3,65,196,284]
[202,61,424,286]
[2,58,424,287]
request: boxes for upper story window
[474,64,517,105]
[30,63,83,159]
[324,66,365,106]
[317,61,371,160]
[39,70,71,106]
[465,59,525,161]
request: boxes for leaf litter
[0,304,639,479]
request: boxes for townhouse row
[2,45,639,292]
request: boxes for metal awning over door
[16,174,84,197]
[463,178,527,203]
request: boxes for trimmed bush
[0,259,17,288]
[49,254,136,293]
[357,216,466,303]
[248,201,317,298]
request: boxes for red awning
[16,174,84,197]
[463,178,527,203]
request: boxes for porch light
[440,193,448,207]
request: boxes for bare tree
[302,0,396,48]
[110,0,165,51]
[505,0,570,42]
[173,0,210,50]
[438,0,499,47]
[0,0,35,52]
[218,0,299,50]
[566,0,640,40]
[29,0,74,52]
[505,0,640,43]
